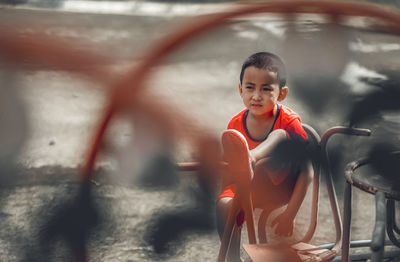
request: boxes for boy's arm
[271,161,313,236]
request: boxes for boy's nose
[252,91,262,100]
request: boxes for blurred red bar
[176,161,227,171]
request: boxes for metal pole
[320,127,371,251]
[341,181,352,262]
[386,198,400,247]
[371,191,386,262]
[217,197,240,262]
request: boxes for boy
[216,52,313,261]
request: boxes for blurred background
[1,0,400,261]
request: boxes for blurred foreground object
[0,69,28,162]
[283,21,350,114]
[1,0,400,261]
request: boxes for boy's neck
[248,104,277,122]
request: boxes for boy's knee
[216,197,233,220]
[217,197,233,208]
[269,129,288,139]
[254,157,272,173]
[254,156,290,173]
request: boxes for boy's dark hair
[240,52,287,88]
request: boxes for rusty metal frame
[257,123,321,245]
[387,199,400,247]
[216,126,371,262]
[320,126,371,255]
[343,152,400,262]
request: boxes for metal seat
[342,152,400,262]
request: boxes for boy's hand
[271,212,294,237]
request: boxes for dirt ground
[1,5,400,261]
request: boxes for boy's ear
[238,83,243,95]
[278,86,288,102]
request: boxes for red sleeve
[286,119,308,140]
[227,110,246,133]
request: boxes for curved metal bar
[332,249,400,262]
[242,193,257,245]
[344,155,400,257]
[386,199,400,248]
[319,239,396,250]
[320,126,371,251]
[341,181,352,262]
[371,191,386,262]
[257,209,270,244]
[345,158,400,200]
[320,127,371,146]
[391,199,400,235]
[176,161,228,171]
[217,196,241,262]
[256,123,322,244]
[302,124,322,143]
[387,198,396,236]
[300,165,321,243]
[300,124,322,243]
[176,161,201,171]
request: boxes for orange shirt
[227,104,307,150]
[219,104,307,200]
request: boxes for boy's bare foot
[222,129,254,183]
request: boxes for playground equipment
[217,125,375,262]
[342,152,400,262]
[2,1,400,261]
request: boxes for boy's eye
[246,86,254,90]
[263,87,273,91]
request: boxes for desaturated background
[1,0,400,261]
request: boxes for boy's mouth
[251,104,263,108]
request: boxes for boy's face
[239,66,287,117]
